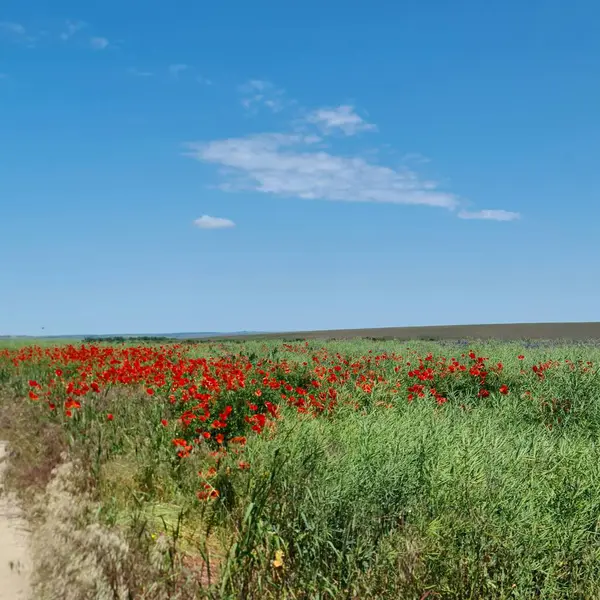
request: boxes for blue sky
[1,0,599,335]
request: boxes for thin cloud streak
[169,64,189,78]
[306,105,377,136]
[193,215,236,229]
[239,79,286,113]
[0,21,26,35]
[0,21,36,46]
[60,20,86,41]
[129,67,153,77]
[90,36,109,50]
[458,209,521,221]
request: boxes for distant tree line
[81,336,194,344]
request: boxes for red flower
[28,390,39,400]
[265,401,279,418]
[107,413,114,421]
[220,405,233,419]
[161,419,168,427]
[499,385,509,395]
[518,355,525,360]
[146,388,155,396]
[200,467,217,479]
[197,488,219,501]
[28,380,39,387]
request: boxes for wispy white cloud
[90,36,109,50]
[0,21,26,35]
[2,19,109,49]
[239,79,287,113]
[197,75,213,85]
[128,67,153,77]
[306,105,377,136]
[186,80,520,221]
[401,152,431,165]
[0,21,36,46]
[60,20,86,41]
[193,215,236,229]
[458,209,521,221]
[169,64,188,78]
[186,133,458,209]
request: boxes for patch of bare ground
[0,441,31,600]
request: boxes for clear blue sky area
[1,0,599,335]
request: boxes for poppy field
[2,337,600,599]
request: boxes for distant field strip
[208,321,600,341]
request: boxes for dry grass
[0,390,216,599]
[19,454,215,600]
[0,389,68,500]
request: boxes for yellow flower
[272,549,285,568]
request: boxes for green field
[2,337,600,599]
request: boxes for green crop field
[2,335,600,598]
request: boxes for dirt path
[0,442,31,600]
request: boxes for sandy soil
[0,442,30,600]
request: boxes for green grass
[3,338,600,598]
